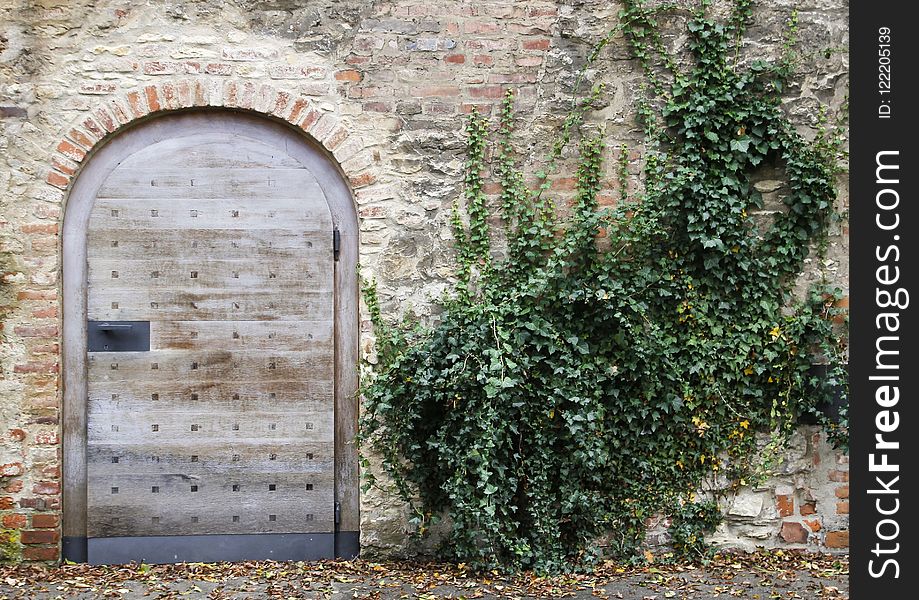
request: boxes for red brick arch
[46,79,375,193]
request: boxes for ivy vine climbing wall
[360,0,847,573]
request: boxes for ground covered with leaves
[0,551,847,599]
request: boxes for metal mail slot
[88,321,150,352]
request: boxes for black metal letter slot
[88,321,151,352]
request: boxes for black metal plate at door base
[86,533,336,564]
[88,321,150,352]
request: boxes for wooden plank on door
[87,289,333,321]
[97,169,325,199]
[87,380,333,410]
[150,320,334,351]
[91,197,331,229]
[87,349,333,382]
[88,229,323,260]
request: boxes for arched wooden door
[62,111,359,564]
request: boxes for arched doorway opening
[61,110,359,564]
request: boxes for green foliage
[668,500,722,561]
[360,0,847,573]
[0,528,20,563]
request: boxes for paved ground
[0,551,848,599]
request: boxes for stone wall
[0,0,848,561]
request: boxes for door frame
[61,110,360,562]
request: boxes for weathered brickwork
[1,0,848,561]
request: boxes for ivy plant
[359,0,847,573]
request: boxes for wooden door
[81,129,338,563]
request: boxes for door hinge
[333,229,341,262]
[334,501,341,525]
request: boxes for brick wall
[0,0,848,561]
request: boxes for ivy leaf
[730,138,751,153]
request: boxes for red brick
[34,431,58,445]
[414,85,461,97]
[346,55,370,65]
[359,206,386,218]
[469,85,505,99]
[464,21,500,34]
[349,172,377,188]
[347,86,383,99]
[161,82,178,109]
[325,127,349,151]
[799,501,817,516]
[21,529,59,544]
[56,140,86,162]
[205,63,234,76]
[780,521,809,543]
[27,235,58,251]
[828,470,849,482]
[598,194,616,207]
[482,182,503,195]
[825,530,849,548]
[832,296,849,324]
[31,343,60,355]
[287,98,310,123]
[522,39,551,50]
[508,23,550,35]
[473,54,494,66]
[51,157,77,176]
[2,513,27,529]
[836,501,849,514]
[79,83,117,95]
[18,498,45,510]
[109,98,131,124]
[0,497,13,510]
[21,223,59,234]
[143,61,179,75]
[0,463,23,477]
[13,361,59,374]
[32,482,60,496]
[362,101,391,112]
[82,117,106,139]
[13,325,58,338]
[526,6,558,16]
[68,128,95,149]
[775,494,794,517]
[335,69,362,82]
[444,53,466,64]
[4,480,23,493]
[299,109,321,132]
[23,546,58,561]
[193,81,208,106]
[835,485,849,499]
[271,91,291,116]
[47,169,72,188]
[17,290,57,301]
[31,514,59,529]
[31,307,58,319]
[460,103,493,114]
[238,82,257,110]
[804,519,822,532]
[216,80,237,107]
[9,429,26,441]
[550,177,577,191]
[93,107,117,132]
[516,55,543,67]
[144,85,161,112]
[126,91,146,118]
